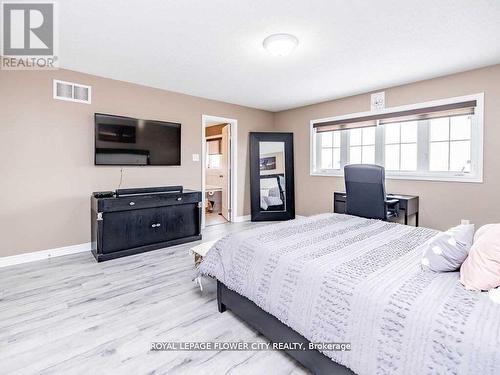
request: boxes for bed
[259,174,285,211]
[199,213,500,375]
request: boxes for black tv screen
[95,113,181,166]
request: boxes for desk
[333,192,419,226]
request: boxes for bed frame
[217,281,354,375]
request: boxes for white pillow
[421,224,474,272]
[489,288,500,304]
[460,223,500,291]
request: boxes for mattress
[199,213,500,375]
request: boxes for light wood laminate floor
[205,212,228,226]
[0,222,308,375]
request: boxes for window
[206,138,222,169]
[319,131,341,169]
[206,154,221,169]
[349,127,375,164]
[429,116,471,172]
[384,121,418,171]
[310,94,483,182]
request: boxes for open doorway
[201,115,237,228]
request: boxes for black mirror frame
[249,132,295,221]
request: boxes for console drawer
[98,192,201,212]
[101,203,200,254]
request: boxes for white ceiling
[60,0,500,112]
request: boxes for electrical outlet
[192,153,200,162]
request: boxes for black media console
[91,186,202,262]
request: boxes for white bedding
[199,213,500,375]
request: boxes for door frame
[201,115,238,228]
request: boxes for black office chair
[344,164,399,221]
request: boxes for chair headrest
[344,164,385,183]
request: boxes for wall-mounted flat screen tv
[95,113,181,166]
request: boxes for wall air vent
[53,79,91,104]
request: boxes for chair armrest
[385,199,399,206]
[385,199,400,217]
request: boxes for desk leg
[415,212,419,227]
[404,213,408,226]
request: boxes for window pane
[362,127,375,145]
[430,118,449,141]
[430,142,449,171]
[321,132,333,147]
[450,141,471,172]
[350,146,361,164]
[333,148,341,169]
[400,121,418,143]
[450,115,471,140]
[362,145,375,164]
[208,155,221,169]
[333,131,341,147]
[321,148,333,169]
[385,123,400,144]
[349,128,362,146]
[385,144,400,170]
[400,143,417,171]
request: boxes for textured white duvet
[199,214,500,375]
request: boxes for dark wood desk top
[334,191,418,200]
[386,193,419,200]
[333,191,419,219]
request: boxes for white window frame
[316,131,342,170]
[347,127,376,165]
[310,93,484,183]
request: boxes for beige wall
[274,64,500,230]
[0,69,273,257]
[2,64,500,257]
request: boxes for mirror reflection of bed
[260,174,285,211]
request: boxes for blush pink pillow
[460,224,500,291]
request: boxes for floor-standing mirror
[250,132,295,221]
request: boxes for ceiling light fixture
[263,33,299,56]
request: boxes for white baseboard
[0,242,91,268]
[233,215,251,222]
[1,214,306,268]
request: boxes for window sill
[310,170,483,183]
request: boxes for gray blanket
[199,214,500,375]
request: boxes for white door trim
[201,115,238,228]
